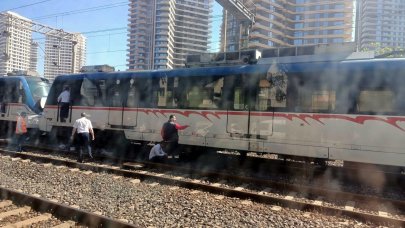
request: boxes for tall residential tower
[221,0,355,51]
[127,0,213,70]
[0,12,36,76]
[44,34,86,80]
[357,0,405,50]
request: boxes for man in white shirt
[71,112,95,162]
[149,143,167,163]
[57,86,70,122]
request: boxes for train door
[249,66,288,138]
[122,78,138,127]
[107,78,127,128]
[225,74,251,136]
[56,81,76,124]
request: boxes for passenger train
[38,58,405,171]
[0,75,50,137]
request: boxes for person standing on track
[161,115,189,157]
[57,86,70,122]
[71,112,95,162]
[15,112,27,152]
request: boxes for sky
[0,0,223,73]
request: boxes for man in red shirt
[161,115,189,157]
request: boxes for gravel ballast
[0,156,379,227]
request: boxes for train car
[0,75,50,137]
[39,58,405,170]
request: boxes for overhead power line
[32,1,128,20]
[1,0,53,12]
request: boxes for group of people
[16,84,187,163]
[149,114,189,162]
[58,86,94,163]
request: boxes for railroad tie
[344,201,355,211]
[11,157,21,161]
[173,176,184,180]
[271,206,282,211]
[0,200,13,209]
[0,206,31,219]
[190,190,200,194]
[284,192,297,200]
[52,220,76,228]
[313,197,323,206]
[82,170,93,175]
[234,184,249,191]
[2,213,52,228]
[259,188,272,195]
[130,179,141,184]
[378,205,389,217]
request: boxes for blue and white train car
[39,58,405,170]
[0,75,50,137]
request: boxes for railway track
[0,146,404,227]
[0,186,135,227]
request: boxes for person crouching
[149,143,167,163]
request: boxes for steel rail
[1,148,404,227]
[0,186,135,227]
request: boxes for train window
[157,77,178,108]
[137,77,158,108]
[357,90,394,114]
[290,73,336,113]
[26,78,50,102]
[126,79,139,108]
[180,76,223,110]
[312,91,336,111]
[80,78,106,106]
[0,80,5,102]
[107,79,124,107]
[298,89,336,113]
[233,87,245,110]
[256,79,271,111]
[4,80,19,103]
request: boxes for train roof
[54,58,405,81]
[0,75,47,80]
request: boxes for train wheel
[238,151,247,165]
[314,158,327,167]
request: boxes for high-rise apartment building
[221,0,355,51]
[44,34,86,80]
[357,0,405,50]
[0,12,36,76]
[127,0,212,70]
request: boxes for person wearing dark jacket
[161,115,189,156]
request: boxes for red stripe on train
[44,105,405,131]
